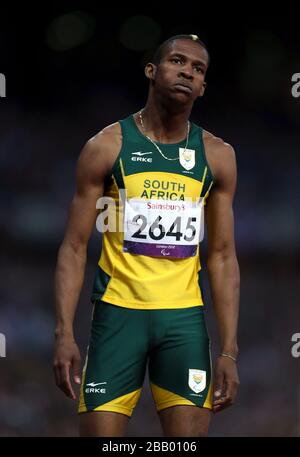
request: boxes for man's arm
[204,136,240,413]
[53,126,119,400]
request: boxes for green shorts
[78,301,212,417]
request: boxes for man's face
[149,39,209,102]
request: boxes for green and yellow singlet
[91,114,214,309]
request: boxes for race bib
[123,198,204,258]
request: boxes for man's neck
[139,97,192,143]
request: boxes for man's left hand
[212,355,240,413]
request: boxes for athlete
[53,34,240,437]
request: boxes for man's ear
[145,63,157,81]
[199,81,207,98]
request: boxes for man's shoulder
[77,122,123,179]
[88,121,122,151]
[83,121,123,171]
[202,129,236,184]
[203,129,235,157]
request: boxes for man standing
[53,34,240,437]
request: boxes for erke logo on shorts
[85,381,107,394]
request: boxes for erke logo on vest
[131,151,152,162]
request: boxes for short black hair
[152,34,210,66]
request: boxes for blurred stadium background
[0,6,299,436]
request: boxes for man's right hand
[53,334,82,400]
